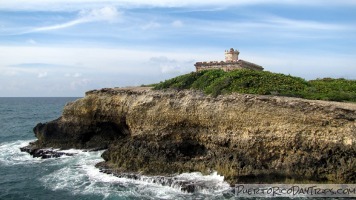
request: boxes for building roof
[194,60,262,69]
[237,60,263,70]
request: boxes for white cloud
[79,6,120,22]
[74,73,82,77]
[25,6,121,33]
[37,72,48,78]
[142,21,161,30]
[160,64,183,74]
[241,50,356,80]
[0,45,202,75]
[0,45,355,96]
[26,39,37,45]
[70,78,90,90]
[3,70,19,76]
[29,19,84,33]
[149,56,193,74]
[0,0,355,11]
[172,20,183,28]
[189,14,353,40]
[262,15,349,31]
[65,73,82,78]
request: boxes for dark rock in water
[96,165,224,193]
[20,145,75,159]
[180,182,196,193]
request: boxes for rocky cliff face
[31,87,356,185]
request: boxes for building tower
[224,48,239,62]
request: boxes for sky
[0,0,355,97]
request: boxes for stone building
[195,48,264,72]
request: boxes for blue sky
[0,0,355,97]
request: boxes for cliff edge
[30,87,355,185]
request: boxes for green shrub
[303,78,356,102]
[191,70,226,90]
[153,69,356,102]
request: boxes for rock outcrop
[29,87,356,185]
[20,144,76,159]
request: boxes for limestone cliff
[31,87,356,185]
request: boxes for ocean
[0,97,231,200]
[1,97,352,200]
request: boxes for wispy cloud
[1,0,356,11]
[10,63,61,68]
[29,19,84,32]
[70,78,90,90]
[149,56,193,74]
[261,15,350,31]
[26,39,37,45]
[24,6,121,33]
[141,21,161,30]
[187,14,354,40]
[65,73,82,78]
[37,71,48,78]
[1,1,355,97]
[78,6,120,22]
[171,20,183,28]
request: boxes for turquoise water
[0,98,232,200]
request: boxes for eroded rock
[25,87,356,184]
[20,145,75,159]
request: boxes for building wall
[196,64,244,72]
[195,62,263,72]
[225,52,238,62]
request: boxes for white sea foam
[174,171,230,194]
[1,140,231,199]
[58,149,88,154]
[40,151,184,199]
[40,148,231,199]
[0,140,43,165]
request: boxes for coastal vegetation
[153,69,356,102]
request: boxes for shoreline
[23,87,356,185]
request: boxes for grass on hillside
[152,69,356,102]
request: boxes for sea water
[0,98,232,200]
